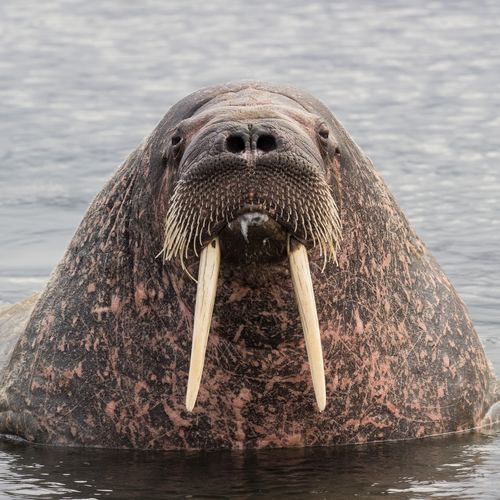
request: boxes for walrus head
[158,86,343,412]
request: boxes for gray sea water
[0,0,499,498]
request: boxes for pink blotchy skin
[0,82,498,450]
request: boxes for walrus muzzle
[160,118,342,412]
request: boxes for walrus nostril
[225,134,246,154]
[256,134,277,153]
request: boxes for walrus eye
[171,135,182,147]
[317,124,333,159]
[318,124,330,140]
[170,135,184,162]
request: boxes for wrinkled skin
[0,82,498,450]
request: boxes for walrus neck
[219,261,290,289]
[213,262,301,349]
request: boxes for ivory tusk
[185,238,221,411]
[288,239,327,412]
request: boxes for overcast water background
[1,0,500,498]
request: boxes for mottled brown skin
[0,82,498,450]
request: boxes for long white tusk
[288,239,327,412]
[185,238,221,411]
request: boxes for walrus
[0,82,498,450]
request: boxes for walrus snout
[161,117,341,267]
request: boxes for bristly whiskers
[159,154,342,273]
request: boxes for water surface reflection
[1,432,500,498]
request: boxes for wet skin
[0,82,498,450]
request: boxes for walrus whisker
[321,244,328,273]
[316,215,334,261]
[161,150,342,285]
[187,211,201,258]
[306,217,317,248]
[180,249,197,283]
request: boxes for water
[0,434,500,499]
[0,0,499,497]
